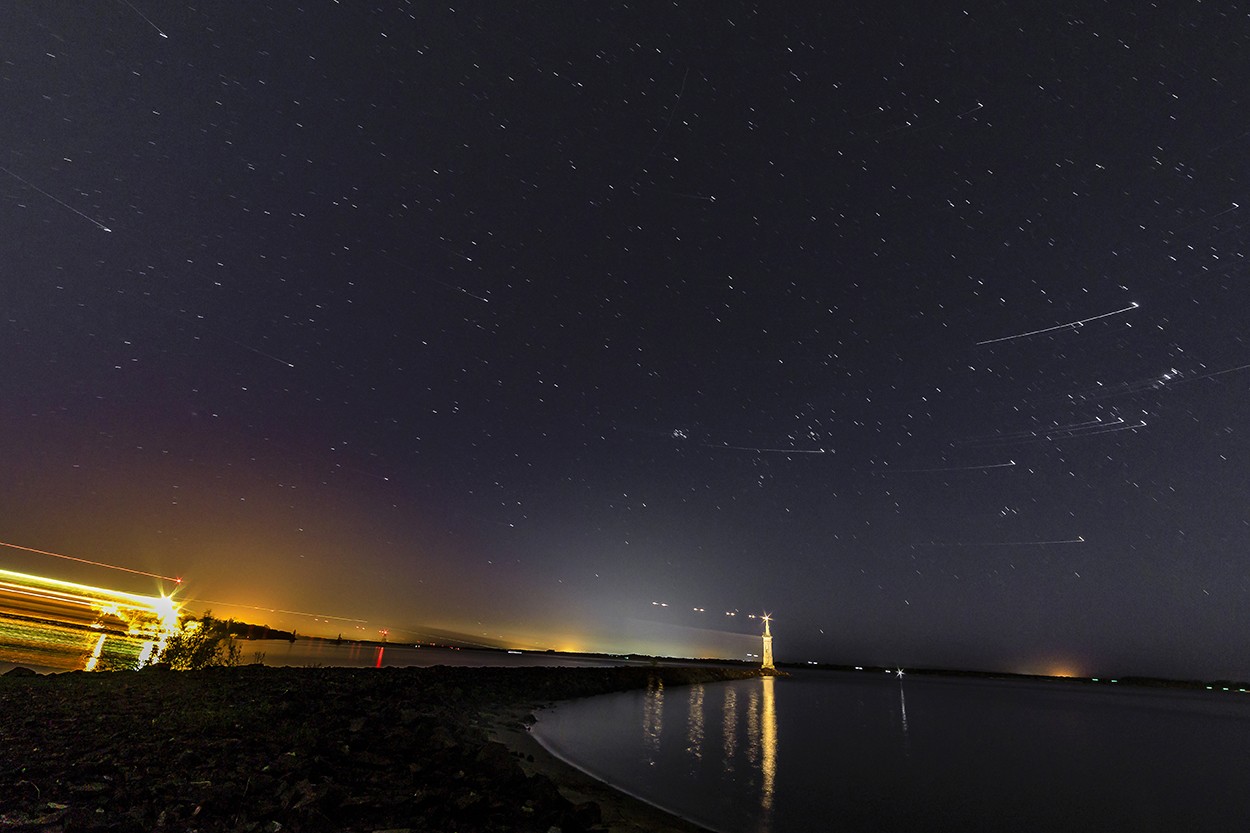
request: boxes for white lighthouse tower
[761,614,775,671]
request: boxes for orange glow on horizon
[1015,660,1084,678]
[1047,666,1081,678]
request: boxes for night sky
[3,2,1250,679]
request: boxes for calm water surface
[533,671,1250,833]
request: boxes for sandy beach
[0,663,758,832]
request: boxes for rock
[2,666,37,677]
[0,664,756,833]
[474,740,525,782]
[426,724,457,749]
[565,800,603,831]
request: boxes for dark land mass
[225,622,297,643]
[0,664,761,833]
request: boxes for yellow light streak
[0,566,182,636]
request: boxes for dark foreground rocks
[0,664,758,832]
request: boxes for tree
[156,613,242,670]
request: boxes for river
[531,670,1250,833]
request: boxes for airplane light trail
[186,598,368,623]
[118,0,169,38]
[921,536,1086,547]
[0,540,181,583]
[1159,361,1250,385]
[132,294,296,369]
[220,335,296,369]
[976,302,1139,346]
[0,166,113,232]
[874,460,1016,473]
[378,251,491,303]
[958,417,1148,447]
[705,444,828,455]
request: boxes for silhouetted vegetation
[155,613,242,670]
[223,620,296,642]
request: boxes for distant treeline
[223,621,296,642]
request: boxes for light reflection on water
[760,676,776,812]
[0,614,154,672]
[535,674,780,833]
[533,671,1250,833]
[898,679,910,756]
[643,675,663,761]
[722,685,738,766]
[686,684,704,764]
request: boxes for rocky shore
[0,663,761,832]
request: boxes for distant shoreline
[4,611,1248,693]
[781,662,1250,694]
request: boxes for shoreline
[0,663,758,832]
[488,703,716,833]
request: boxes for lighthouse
[761,614,775,671]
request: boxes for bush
[94,654,140,672]
[156,613,242,670]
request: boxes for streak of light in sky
[186,597,368,623]
[976,302,1140,346]
[704,445,829,455]
[0,539,181,584]
[873,460,1016,473]
[117,0,168,38]
[920,536,1086,548]
[0,166,112,232]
